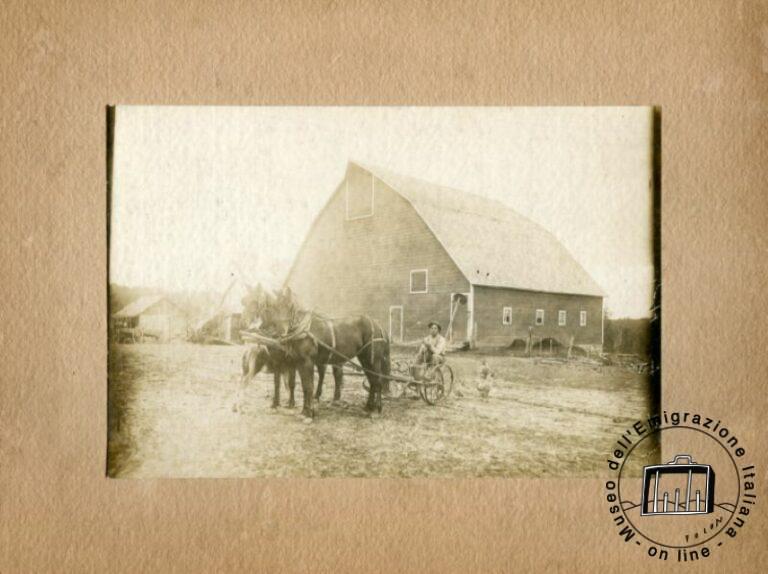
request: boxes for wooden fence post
[526,327,532,357]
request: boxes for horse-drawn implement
[240,330,454,407]
[237,285,456,420]
[359,359,454,405]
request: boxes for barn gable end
[285,164,470,342]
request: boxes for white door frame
[447,292,471,343]
[468,285,476,348]
[389,305,404,342]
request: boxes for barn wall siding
[138,314,187,342]
[473,286,603,348]
[136,300,188,342]
[286,173,470,342]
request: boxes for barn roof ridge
[350,160,604,298]
[351,160,511,214]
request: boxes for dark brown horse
[234,344,343,412]
[242,287,390,421]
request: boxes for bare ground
[107,342,659,478]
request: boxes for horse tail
[243,345,267,378]
[381,331,391,378]
[370,317,391,381]
[242,347,254,376]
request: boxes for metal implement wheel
[440,364,454,397]
[387,379,407,398]
[364,376,406,398]
[419,367,444,405]
[364,360,410,397]
[393,359,410,376]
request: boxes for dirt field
[107,342,659,478]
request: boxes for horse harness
[282,311,386,366]
[359,316,388,365]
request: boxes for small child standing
[476,359,493,399]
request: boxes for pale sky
[110,106,655,318]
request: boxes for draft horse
[234,344,343,412]
[242,287,390,420]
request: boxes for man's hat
[428,321,442,331]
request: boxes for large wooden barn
[285,161,604,350]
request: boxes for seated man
[415,321,447,365]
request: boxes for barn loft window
[580,310,587,327]
[558,310,567,326]
[502,307,512,325]
[535,309,545,325]
[345,169,375,220]
[410,269,428,293]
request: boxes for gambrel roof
[354,161,604,298]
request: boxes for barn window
[580,311,587,327]
[535,309,545,325]
[558,310,567,326]
[410,269,428,293]
[502,307,512,325]
[345,170,374,220]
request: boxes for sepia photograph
[107,106,660,478]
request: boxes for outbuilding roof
[113,295,167,318]
[354,162,604,297]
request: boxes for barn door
[447,293,469,343]
[389,306,403,343]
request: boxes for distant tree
[603,312,651,358]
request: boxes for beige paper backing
[1,1,767,571]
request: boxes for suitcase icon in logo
[641,455,715,515]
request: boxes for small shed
[192,279,250,343]
[113,295,188,343]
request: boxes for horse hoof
[302,416,313,424]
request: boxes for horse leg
[362,357,377,413]
[332,365,343,402]
[272,370,281,409]
[315,363,326,400]
[234,349,255,412]
[298,361,315,421]
[234,374,250,412]
[287,368,296,408]
[381,342,391,396]
[372,356,383,413]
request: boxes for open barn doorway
[389,305,403,343]
[447,293,469,344]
